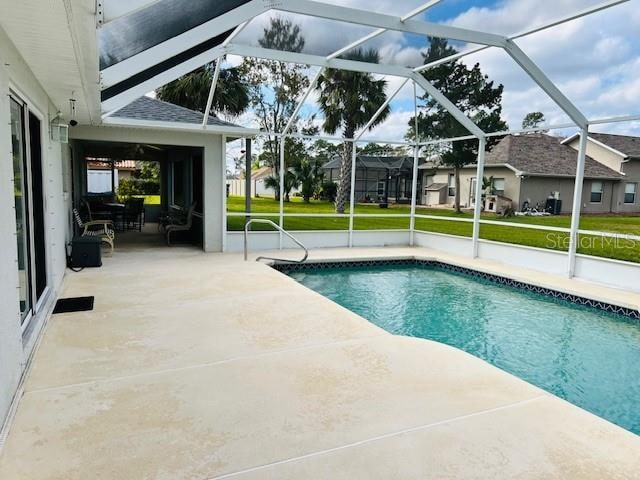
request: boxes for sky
[219,0,639,156]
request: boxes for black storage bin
[545,198,562,215]
[70,236,102,268]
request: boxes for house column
[567,128,588,277]
[244,138,251,225]
[471,137,487,258]
[204,134,224,252]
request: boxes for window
[171,160,185,206]
[624,183,636,204]
[377,180,385,196]
[590,181,603,203]
[447,173,455,197]
[86,159,115,194]
[493,178,505,196]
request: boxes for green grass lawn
[227,196,640,263]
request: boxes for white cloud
[450,0,640,134]
[359,110,413,143]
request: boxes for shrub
[320,181,337,202]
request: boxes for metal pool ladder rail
[244,219,309,263]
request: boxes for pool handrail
[244,218,309,263]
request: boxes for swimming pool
[283,260,640,436]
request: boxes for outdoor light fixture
[49,110,69,143]
[69,96,78,126]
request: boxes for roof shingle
[486,134,623,179]
[589,132,640,159]
[111,96,241,128]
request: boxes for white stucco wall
[0,26,71,427]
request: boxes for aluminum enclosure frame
[96,0,636,278]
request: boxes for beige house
[420,133,636,214]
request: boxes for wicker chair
[73,208,115,254]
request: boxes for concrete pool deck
[0,245,638,479]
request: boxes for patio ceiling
[0,0,101,124]
[97,0,633,137]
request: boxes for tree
[294,157,325,203]
[407,38,508,212]
[317,49,390,213]
[522,112,547,132]
[257,121,317,201]
[239,16,310,200]
[156,62,249,120]
[360,143,409,156]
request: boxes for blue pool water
[289,264,640,435]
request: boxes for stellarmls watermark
[546,233,639,250]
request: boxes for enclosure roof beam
[410,72,485,138]
[281,68,324,136]
[503,39,587,128]
[202,60,223,127]
[226,44,416,77]
[99,0,267,89]
[276,0,507,47]
[102,44,227,115]
[354,78,410,141]
[326,0,442,60]
[227,43,485,138]
[201,20,251,126]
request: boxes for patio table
[103,203,125,231]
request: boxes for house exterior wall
[566,137,625,172]
[565,136,640,213]
[70,126,225,252]
[519,177,616,213]
[423,167,520,209]
[615,160,640,213]
[0,26,72,427]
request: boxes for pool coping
[271,256,640,321]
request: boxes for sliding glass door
[10,97,32,322]
[10,94,47,326]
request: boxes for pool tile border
[272,259,640,321]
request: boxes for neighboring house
[227,166,301,197]
[562,133,640,213]
[420,134,628,213]
[86,159,138,194]
[323,155,420,203]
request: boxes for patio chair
[73,208,115,254]
[158,205,184,232]
[123,197,145,231]
[165,202,196,246]
[82,197,112,221]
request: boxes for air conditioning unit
[50,123,69,143]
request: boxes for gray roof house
[323,155,423,203]
[420,134,633,213]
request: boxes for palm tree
[316,49,390,213]
[294,158,325,203]
[156,61,249,119]
[264,171,299,202]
